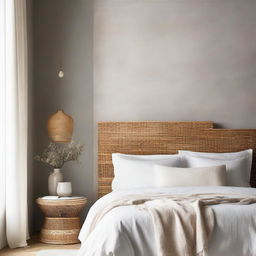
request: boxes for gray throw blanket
[84,193,256,256]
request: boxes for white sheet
[78,186,256,256]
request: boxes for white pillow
[179,149,253,187]
[154,165,227,187]
[112,153,182,190]
[178,149,253,160]
[113,153,181,161]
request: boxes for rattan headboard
[98,121,256,197]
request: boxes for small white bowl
[57,182,72,197]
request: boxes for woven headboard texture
[98,121,256,198]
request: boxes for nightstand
[36,196,87,245]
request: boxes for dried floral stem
[34,140,84,168]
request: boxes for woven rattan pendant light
[47,110,74,142]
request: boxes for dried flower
[34,140,84,168]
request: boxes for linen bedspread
[78,187,256,256]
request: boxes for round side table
[36,196,87,245]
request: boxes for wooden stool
[36,197,87,244]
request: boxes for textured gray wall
[33,0,94,231]
[94,0,256,128]
[27,0,34,233]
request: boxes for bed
[78,121,256,256]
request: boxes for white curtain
[0,0,28,249]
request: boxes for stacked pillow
[154,165,227,187]
[112,153,182,190]
[111,149,253,190]
[179,149,252,187]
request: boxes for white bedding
[78,186,256,256]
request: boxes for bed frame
[98,121,256,198]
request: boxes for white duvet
[78,186,256,256]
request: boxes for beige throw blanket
[85,194,256,256]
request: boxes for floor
[0,235,80,256]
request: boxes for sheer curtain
[0,0,28,249]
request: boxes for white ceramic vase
[48,168,64,196]
[57,182,72,197]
